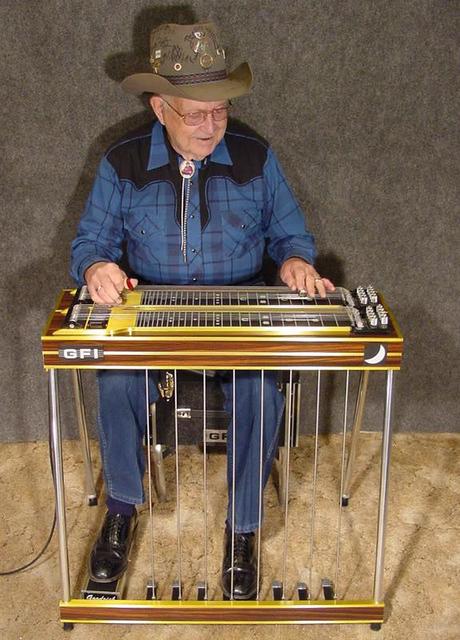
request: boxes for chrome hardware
[158,371,174,400]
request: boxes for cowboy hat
[121,22,252,101]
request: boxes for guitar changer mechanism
[158,371,175,400]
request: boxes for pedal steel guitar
[42,284,402,370]
[41,284,403,627]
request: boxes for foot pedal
[272,580,283,600]
[296,582,309,600]
[146,581,158,600]
[321,577,335,600]
[81,572,126,600]
[222,591,257,601]
[171,580,182,600]
[197,581,207,601]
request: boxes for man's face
[150,95,228,161]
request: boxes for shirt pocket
[220,207,264,258]
[124,181,175,239]
[124,211,166,240]
[124,210,169,266]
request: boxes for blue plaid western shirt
[70,120,316,286]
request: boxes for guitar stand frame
[49,367,394,629]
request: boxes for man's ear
[150,95,165,124]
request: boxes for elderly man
[71,21,333,600]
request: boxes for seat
[150,369,302,505]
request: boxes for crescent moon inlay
[364,344,387,364]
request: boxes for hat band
[162,69,228,86]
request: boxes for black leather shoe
[89,511,138,583]
[221,526,258,600]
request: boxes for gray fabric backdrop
[1,0,458,441]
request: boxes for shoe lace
[232,533,253,563]
[103,514,128,547]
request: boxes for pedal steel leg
[373,370,395,603]
[308,371,321,595]
[145,371,157,597]
[256,370,264,600]
[201,371,208,600]
[334,371,350,598]
[71,370,97,505]
[49,369,71,602]
[173,370,183,599]
[342,371,370,506]
[281,369,294,599]
[230,369,236,600]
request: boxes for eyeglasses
[162,99,231,126]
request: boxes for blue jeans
[97,370,285,533]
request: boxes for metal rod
[334,371,350,598]
[48,370,71,602]
[308,371,321,593]
[202,370,208,598]
[71,370,97,503]
[230,369,236,600]
[373,370,395,602]
[145,371,156,596]
[173,370,182,598]
[256,370,264,600]
[342,371,370,501]
[150,402,167,502]
[152,444,167,501]
[294,378,302,448]
[281,370,294,599]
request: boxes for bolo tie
[179,159,196,263]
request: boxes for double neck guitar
[42,285,403,370]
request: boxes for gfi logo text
[59,347,104,361]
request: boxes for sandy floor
[0,433,459,639]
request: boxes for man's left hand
[280,257,335,298]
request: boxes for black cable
[0,511,56,576]
[0,430,57,576]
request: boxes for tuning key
[376,304,388,327]
[356,286,368,306]
[366,285,378,304]
[366,306,378,327]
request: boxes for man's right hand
[84,262,138,305]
